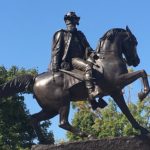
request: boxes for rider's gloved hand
[90,52,99,60]
[61,61,71,70]
[93,53,99,60]
[52,64,59,72]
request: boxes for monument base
[31,135,150,150]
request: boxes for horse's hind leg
[59,99,88,138]
[111,91,149,135]
[30,110,57,144]
[117,70,150,100]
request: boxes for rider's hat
[64,12,80,25]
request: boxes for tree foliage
[67,96,150,141]
[0,66,54,150]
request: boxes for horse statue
[0,26,149,143]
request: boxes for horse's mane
[100,28,126,41]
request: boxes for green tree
[0,66,54,150]
[67,97,150,141]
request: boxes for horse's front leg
[117,70,150,101]
[111,91,149,135]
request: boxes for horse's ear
[126,26,132,35]
[126,25,129,30]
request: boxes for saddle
[60,69,83,89]
[59,63,103,89]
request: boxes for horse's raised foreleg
[59,99,89,138]
[111,91,149,135]
[30,110,57,144]
[117,70,150,100]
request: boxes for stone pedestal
[31,135,150,150]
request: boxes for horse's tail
[0,74,35,97]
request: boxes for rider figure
[50,12,102,109]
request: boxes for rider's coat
[51,29,94,70]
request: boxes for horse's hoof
[140,127,149,135]
[87,134,96,140]
[138,92,146,101]
[79,132,88,138]
[138,89,150,101]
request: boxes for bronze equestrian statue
[0,13,150,144]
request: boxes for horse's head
[122,26,140,67]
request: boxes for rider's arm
[80,32,99,60]
[51,30,64,72]
[77,31,95,59]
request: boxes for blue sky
[0,0,150,141]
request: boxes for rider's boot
[97,98,108,108]
[88,88,108,110]
[85,64,105,110]
[85,80,102,110]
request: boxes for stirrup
[89,85,101,98]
